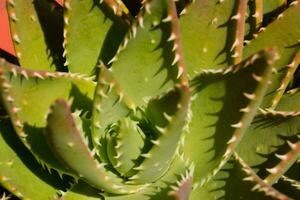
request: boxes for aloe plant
[1,0,300,199]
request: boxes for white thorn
[64,1,71,10]
[180,8,187,16]
[129,174,139,180]
[231,39,240,51]
[99,90,108,98]
[155,125,166,133]
[290,1,298,6]
[252,73,262,82]
[243,92,256,100]
[13,34,21,44]
[20,70,29,80]
[231,122,242,128]
[227,135,237,144]
[133,165,144,171]
[224,149,231,157]
[177,67,184,79]
[64,17,69,25]
[243,176,254,181]
[231,52,239,58]
[275,154,288,161]
[114,152,122,159]
[231,14,240,20]
[33,72,45,79]
[162,15,172,23]
[141,153,151,158]
[151,140,160,145]
[287,141,297,149]
[266,167,279,174]
[168,33,176,42]
[131,25,137,38]
[163,112,172,121]
[145,3,151,14]
[240,106,250,113]
[252,12,260,18]
[172,54,180,65]
[137,16,144,28]
[93,121,101,129]
[108,56,118,65]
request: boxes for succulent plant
[1,0,300,199]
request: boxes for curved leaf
[183,50,274,184]
[0,120,69,200]
[243,2,300,108]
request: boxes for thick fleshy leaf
[62,155,192,200]
[243,2,300,108]
[110,0,182,106]
[269,50,300,109]
[237,113,300,163]
[263,0,286,14]
[130,84,191,184]
[45,99,147,195]
[264,139,300,185]
[183,50,274,184]
[0,119,69,200]
[168,165,193,200]
[91,66,133,144]
[63,0,128,75]
[106,118,144,177]
[233,154,292,200]
[275,167,300,199]
[7,0,65,71]
[190,156,291,200]
[237,111,300,184]
[90,65,134,169]
[276,87,300,111]
[0,60,95,174]
[180,0,239,75]
[61,181,103,200]
[189,163,230,200]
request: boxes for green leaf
[7,0,65,71]
[130,84,191,184]
[183,50,274,184]
[264,139,300,185]
[168,165,193,200]
[0,60,95,174]
[110,0,180,106]
[114,160,189,200]
[63,0,129,75]
[276,87,300,111]
[180,0,237,75]
[106,118,144,177]
[91,65,133,145]
[237,112,300,168]
[243,2,300,108]
[190,155,292,200]
[45,99,147,195]
[63,155,191,200]
[61,181,103,200]
[0,119,69,200]
[269,50,300,109]
[263,0,286,14]
[237,111,300,185]
[90,65,134,169]
[189,163,229,200]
